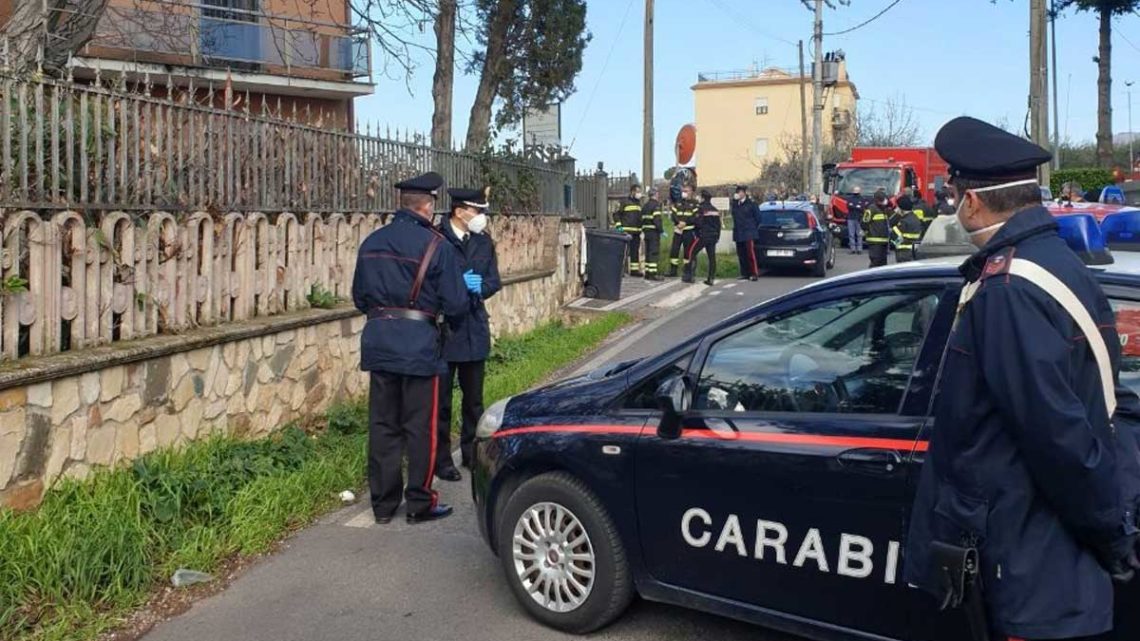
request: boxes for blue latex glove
[463,270,483,294]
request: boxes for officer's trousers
[435,360,485,469]
[895,247,915,263]
[668,230,695,274]
[735,240,759,277]
[626,231,641,273]
[368,371,439,518]
[867,243,888,267]
[642,230,660,276]
[683,236,716,283]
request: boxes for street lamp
[1128,81,1135,175]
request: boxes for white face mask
[634,192,642,199]
[466,212,488,234]
[953,178,1039,243]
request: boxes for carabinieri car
[471,213,1140,641]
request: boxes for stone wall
[0,216,584,509]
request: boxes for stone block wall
[0,311,367,509]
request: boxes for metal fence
[0,70,573,214]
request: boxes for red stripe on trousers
[687,236,700,260]
[747,241,759,275]
[426,375,439,507]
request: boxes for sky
[355,0,1140,179]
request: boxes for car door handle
[836,448,902,472]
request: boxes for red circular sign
[675,124,696,165]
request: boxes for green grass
[0,312,630,641]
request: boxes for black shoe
[681,276,694,284]
[374,513,395,525]
[407,504,454,524]
[436,466,462,482]
[645,274,662,281]
[704,279,715,286]
[460,457,472,469]
[667,269,678,277]
[630,270,642,277]
[749,275,759,281]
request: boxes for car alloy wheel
[512,501,596,613]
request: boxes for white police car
[470,211,1140,640]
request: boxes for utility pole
[811,0,823,198]
[1050,0,1060,170]
[642,0,654,188]
[799,40,809,194]
[1030,0,1050,187]
[1128,81,1135,174]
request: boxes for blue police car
[471,213,1140,640]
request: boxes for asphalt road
[141,252,870,641]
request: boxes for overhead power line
[1117,27,1140,55]
[823,0,904,36]
[708,0,798,47]
[568,0,636,151]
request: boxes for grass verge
[0,311,631,641]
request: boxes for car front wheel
[497,472,634,634]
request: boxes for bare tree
[856,97,923,147]
[1,0,109,73]
[431,0,458,149]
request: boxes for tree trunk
[464,0,516,151]
[1,0,48,71]
[0,0,108,74]
[430,0,457,149]
[1096,8,1114,167]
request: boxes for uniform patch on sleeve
[980,248,1014,280]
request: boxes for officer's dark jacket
[905,206,1140,639]
[352,209,469,376]
[641,198,664,233]
[695,201,721,241]
[730,197,761,242]
[437,218,502,363]
[671,198,699,231]
[618,196,643,230]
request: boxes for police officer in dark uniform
[617,184,644,276]
[683,190,720,286]
[730,184,761,281]
[641,183,665,281]
[667,185,699,277]
[890,194,923,262]
[433,187,502,481]
[862,189,891,267]
[352,172,469,525]
[905,116,1140,641]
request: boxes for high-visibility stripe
[490,424,928,452]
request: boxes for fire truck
[824,148,950,243]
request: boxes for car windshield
[836,168,902,196]
[759,210,809,228]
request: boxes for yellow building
[692,57,859,186]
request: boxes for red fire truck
[824,147,950,243]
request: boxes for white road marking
[709,291,722,296]
[723,283,737,289]
[651,284,706,310]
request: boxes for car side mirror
[655,374,690,440]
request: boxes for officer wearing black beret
[433,187,502,480]
[905,117,1140,641]
[352,171,469,525]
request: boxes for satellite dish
[675,124,696,166]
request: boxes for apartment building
[692,54,858,186]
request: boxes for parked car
[472,215,1140,640]
[754,200,835,277]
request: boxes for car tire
[496,472,634,634]
[826,241,836,269]
[811,255,826,277]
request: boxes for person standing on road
[911,187,934,232]
[433,187,502,481]
[730,184,761,281]
[617,184,644,276]
[890,195,923,263]
[862,189,891,267]
[683,190,720,286]
[667,185,700,277]
[905,116,1140,641]
[641,183,665,281]
[352,172,469,525]
[847,185,866,254]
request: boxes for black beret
[700,189,712,199]
[735,184,748,192]
[447,187,489,211]
[395,171,444,195]
[935,116,1051,182]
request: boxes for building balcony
[77,0,373,99]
